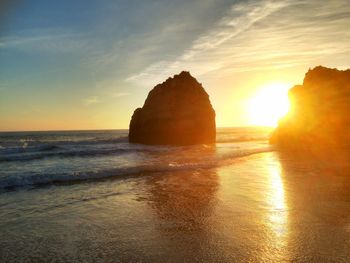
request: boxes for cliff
[129,71,216,145]
[270,66,350,148]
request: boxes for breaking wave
[0,147,272,191]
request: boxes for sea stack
[270,66,350,148]
[129,71,216,145]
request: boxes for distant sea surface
[1,127,350,262]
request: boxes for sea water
[0,128,271,190]
[1,127,350,262]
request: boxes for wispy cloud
[83,96,100,106]
[126,0,350,86]
[112,92,130,98]
[0,30,92,53]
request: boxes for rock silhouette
[270,66,350,148]
[129,71,216,145]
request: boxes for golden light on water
[266,155,288,238]
[246,83,291,127]
[268,162,286,211]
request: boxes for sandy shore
[1,151,350,262]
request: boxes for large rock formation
[270,66,350,148]
[129,71,216,145]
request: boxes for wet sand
[1,151,350,262]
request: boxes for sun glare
[247,83,291,127]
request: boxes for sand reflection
[144,169,219,232]
[265,154,288,238]
[142,144,219,234]
[136,150,350,261]
[139,168,219,260]
[275,149,350,261]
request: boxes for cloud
[0,30,92,54]
[83,96,100,105]
[126,0,291,84]
[126,0,350,86]
[112,92,130,98]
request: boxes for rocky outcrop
[270,66,350,148]
[129,71,216,145]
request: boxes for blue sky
[0,0,349,130]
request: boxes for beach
[1,128,350,262]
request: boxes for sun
[246,83,291,127]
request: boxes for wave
[39,145,62,151]
[0,137,133,162]
[0,147,273,191]
[216,136,268,143]
[0,146,166,162]
[0,136,128,148]
[1,134,268,152]
[0,136,269,163]
[0,145,61,155]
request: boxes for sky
[0,0,349,131]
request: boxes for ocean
[0,127,271,191]
[1,127,350,262]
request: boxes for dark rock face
[129,71,216,145]
[270,66,350,148]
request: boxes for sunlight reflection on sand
[265,154,288,238]
[2,152,350,261]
